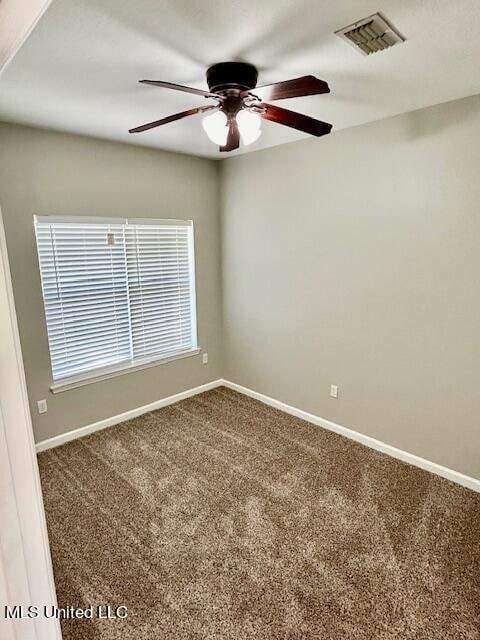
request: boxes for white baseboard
[35,379,223,453]
[220,379,480,493]
[36,376,479,493]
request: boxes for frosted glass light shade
[236,110,262,145]
[202,111,228,145]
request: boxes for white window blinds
[34,216,197,383]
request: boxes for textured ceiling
[0,0,479,158]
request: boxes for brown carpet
[38,386,480,640]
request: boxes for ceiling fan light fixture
[202,110,228,145]
[236,109,261,146]
[130,63,333,151]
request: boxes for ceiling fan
[129,62,332,152]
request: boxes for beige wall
[0,123,222,443]
[1,95,480,478]
[221,94,480,479]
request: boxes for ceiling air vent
[335,13,405,55]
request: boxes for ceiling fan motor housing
[206,62,258,94]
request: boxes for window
[34,216,198,390]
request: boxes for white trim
[220,379,480,493]
[36,379,223,452]
[34,215,192,226]
[50,348,201,393]
[0,204,61,639]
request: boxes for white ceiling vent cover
[335,13,405,55]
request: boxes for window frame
[34,215,200,393]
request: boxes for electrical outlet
[330,385,338,399]
[37,399,47,414]
[202,352,209,364]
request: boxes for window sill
[50,348,201,394]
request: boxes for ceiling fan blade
[260,103,332,137]
[219,119,240,152]
[129,105,217,134]
[139,79,221,99]
[242,75,329,101]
